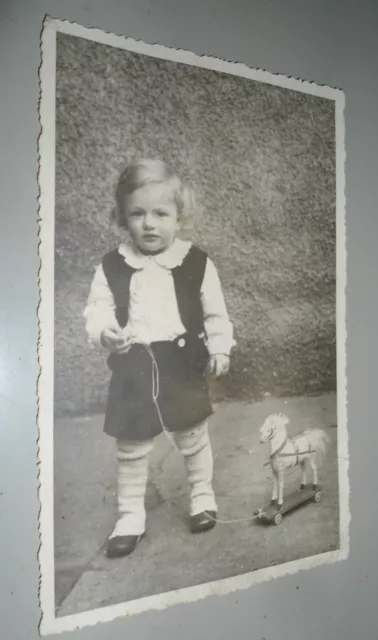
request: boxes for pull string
[139,344,330,526]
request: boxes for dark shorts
[103,333,213,441]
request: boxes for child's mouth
[143,234,160,241]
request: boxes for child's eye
[129,210,143,218]
[155,210,168,217]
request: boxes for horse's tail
[304,428,330,462]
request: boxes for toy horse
[260,413,329,508]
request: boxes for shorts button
[178,338,186,348]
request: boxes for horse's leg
[271,469,278,505]
[277,468,285,507]
[300,459,307,490]
[309,456,318,489]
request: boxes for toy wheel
[314,491,321,503]
[273,513,283,526]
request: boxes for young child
[83,159,234,558]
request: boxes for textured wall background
[54,32,336,417]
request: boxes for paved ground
[53,392,339,618]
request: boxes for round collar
[118,238,192,270]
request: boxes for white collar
[118,238,192,270]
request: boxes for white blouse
[83,238,234,356]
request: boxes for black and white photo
[37,17,348,636]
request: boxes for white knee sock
[110,439,154,538]
[174,421,217,516]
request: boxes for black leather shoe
[106,533,144,558]
[190,510,217,533]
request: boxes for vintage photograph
[37,17,348,635]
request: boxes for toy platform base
[254,485,322,526]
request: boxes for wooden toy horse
[259,413,329,507]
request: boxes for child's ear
[111,205,129,230]
[120,214,129,230]
[181,186,197,216]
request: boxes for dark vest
[102,245,208,335]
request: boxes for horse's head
[259,413,289,443]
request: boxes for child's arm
[200,258,234,367]
[83,264,120,351]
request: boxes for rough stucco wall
[54,33,336,417]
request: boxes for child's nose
[143,213,155,229]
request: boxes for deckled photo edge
[37,15,349,636]
[37,13,58,635]
[41,548,346,636]
[335,90,350,556]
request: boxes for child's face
[125,182,179,253]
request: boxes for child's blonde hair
[112,158,197,229]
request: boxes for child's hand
[100,326,133,353]
[208,354,230,378]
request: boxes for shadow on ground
[54,392,339,617]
